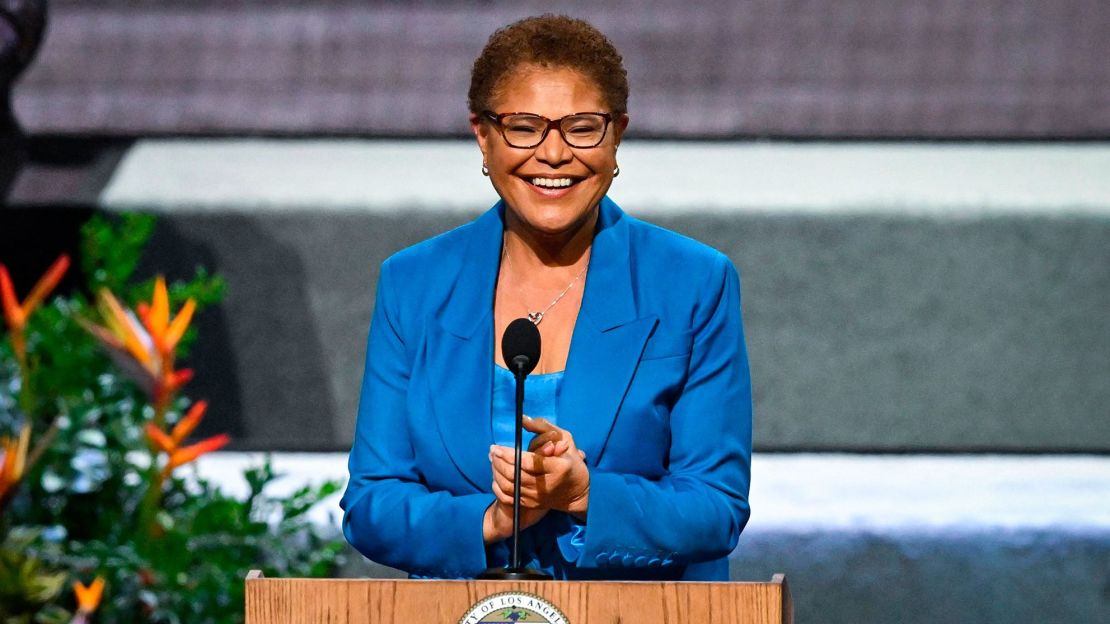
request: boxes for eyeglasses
[482,111,614,149]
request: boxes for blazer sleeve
[339,259,495,578]
[575,253,753,569]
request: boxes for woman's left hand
[490,417,590,517]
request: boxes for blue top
[490,365,588,576]
[491,364,564,448]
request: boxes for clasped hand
[482,416,590,542]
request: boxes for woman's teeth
[531,177,575,188]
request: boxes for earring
[613,165,620,177]
[481,163,490,176]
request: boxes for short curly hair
[468,14,629,116]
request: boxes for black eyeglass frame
[481,111,615,149]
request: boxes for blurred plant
[0,214,344,623]
[0,528,71,623]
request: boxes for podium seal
[458,591,568,624]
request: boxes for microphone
[478,318,552,581]
[502,317,540,377]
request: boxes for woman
[340,15,752,581]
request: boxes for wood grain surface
[245,572,792,624]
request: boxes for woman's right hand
[484,444,549,542]
[482,488,547,543]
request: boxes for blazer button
[634,556,649,567]
[595,553,610,566]
[621,554,635,566]
[608,553,623,566]
[647,557,662,567]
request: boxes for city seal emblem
[458,591,568,624]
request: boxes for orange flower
[144,423,176,454]
[79,277,197,412]
[84,288,152,367]
[136,276,195,360]
[170,400,207,444]
[72,576,105,614]
[168,434,230,471]
[0,424,31,503]
[144,402,229,476]
[0,255,70,361]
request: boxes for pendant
[527,311,544,325]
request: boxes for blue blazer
[340,197,752,580]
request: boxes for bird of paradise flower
[0,255,70,366]
[78,276,195,428]
[138,400,229,538]
[0,424,31,508]
[77,276,228,537]
[0,255,69,513]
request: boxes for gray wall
[135,208,1110,452]
[15,0,1110,138]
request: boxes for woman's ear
[612,114,630,148]
[470,112,491,158]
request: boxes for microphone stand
[478,355,552,580]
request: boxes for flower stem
[136,465,168,550]
[153,394,167,431]
[15,347,35,418]
[24,416,60,474]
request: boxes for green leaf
[80,213,156,293]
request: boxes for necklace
[502,245,590,325]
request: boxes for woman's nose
[534,126,573,166]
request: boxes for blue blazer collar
[438,196,639,337]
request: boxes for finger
[492,446,551,478]
[492,479,513,505]
[493,473,542,507]
[492,444,529,464]
[533,421,580,454]
[537,440,559,457]
[535,438,574,457]
[527,430,563,452]
[491,454,539,488]
[516,450,551,475]
[491,456,546,499]
[492,470,517,499]
[522,415,557,435]
[578,449,586,460]
[490,452,513,479]
[492,465,511,490]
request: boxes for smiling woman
[473,65,624,246]
[340,14,754,581]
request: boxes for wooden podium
[245,570,793,623]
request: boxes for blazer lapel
[427,203,504,492]
[427,198,655,485]
[559,198,657,464]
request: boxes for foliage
[0,529,70,624]
[0,214,345,622]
